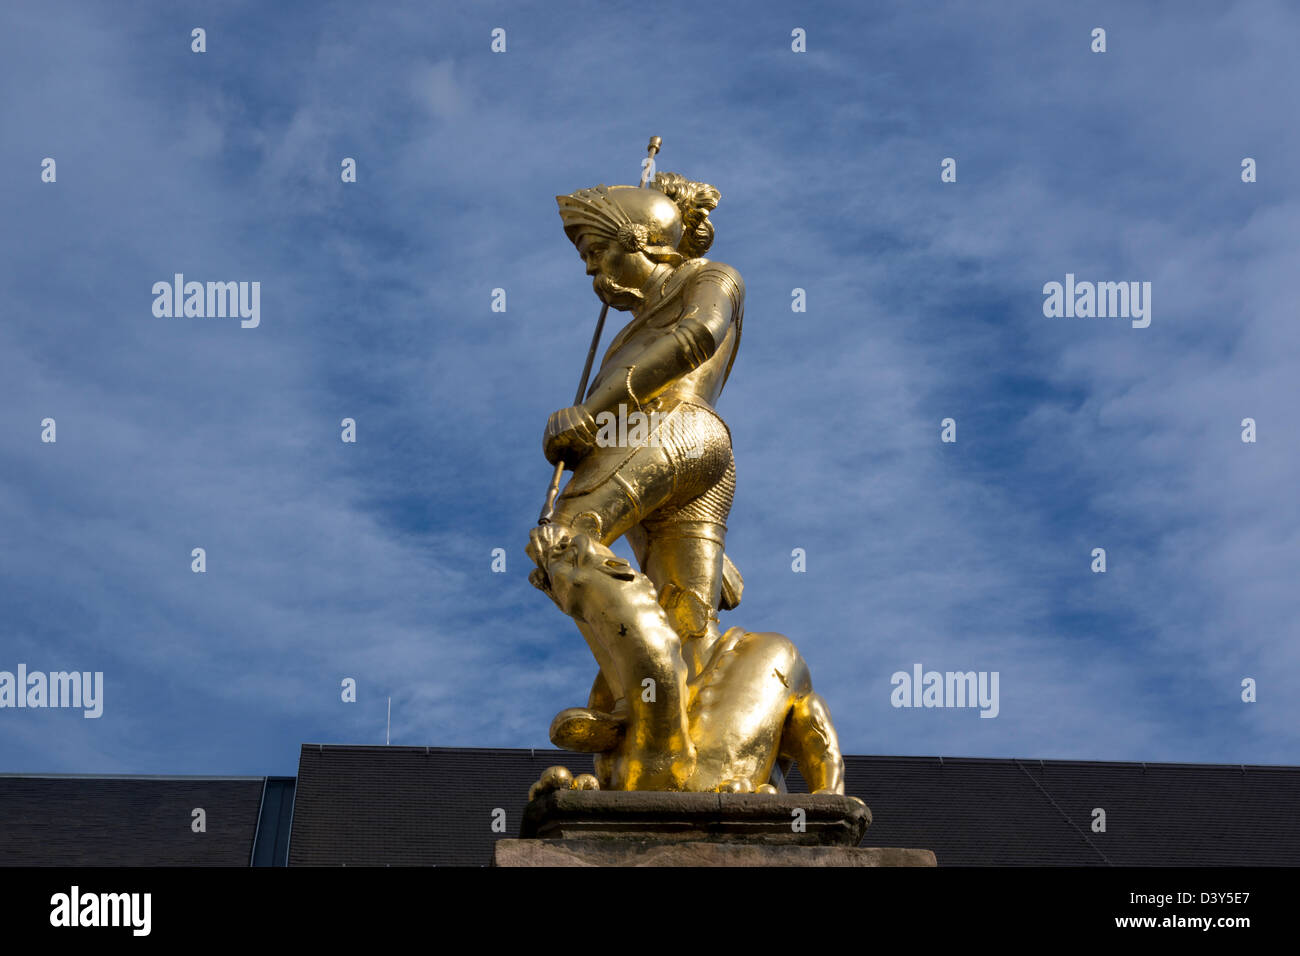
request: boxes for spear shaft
[538,137,662,526]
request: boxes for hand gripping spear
[537,136,662,526]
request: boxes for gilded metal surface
[526,143,845,797]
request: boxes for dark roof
[0,774,265,866]
[810,756,1300,866]
[6,750,1296,866]
[288,745,597,866]
[289,746,1300,866]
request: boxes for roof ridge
[1014,759,1112,865]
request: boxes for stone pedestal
[494,790,936,867]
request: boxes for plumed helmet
[556,183,686,262]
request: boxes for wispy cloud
[1,0,1295,775]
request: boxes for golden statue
[525,140,845,798]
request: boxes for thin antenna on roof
[386,697,392,746]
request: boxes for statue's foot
[549,706,626,752]
[527,765,599,802]
[716,778,755,794]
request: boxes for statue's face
[577,232,657,310]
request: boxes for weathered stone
[494,838,937,867]
[520,789,871,846]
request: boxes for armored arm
[581,264,742,416]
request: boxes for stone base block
[522,790,871,845]
[494,839,937,867]
[500,789,936,866]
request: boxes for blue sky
[1,0,1296,775]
